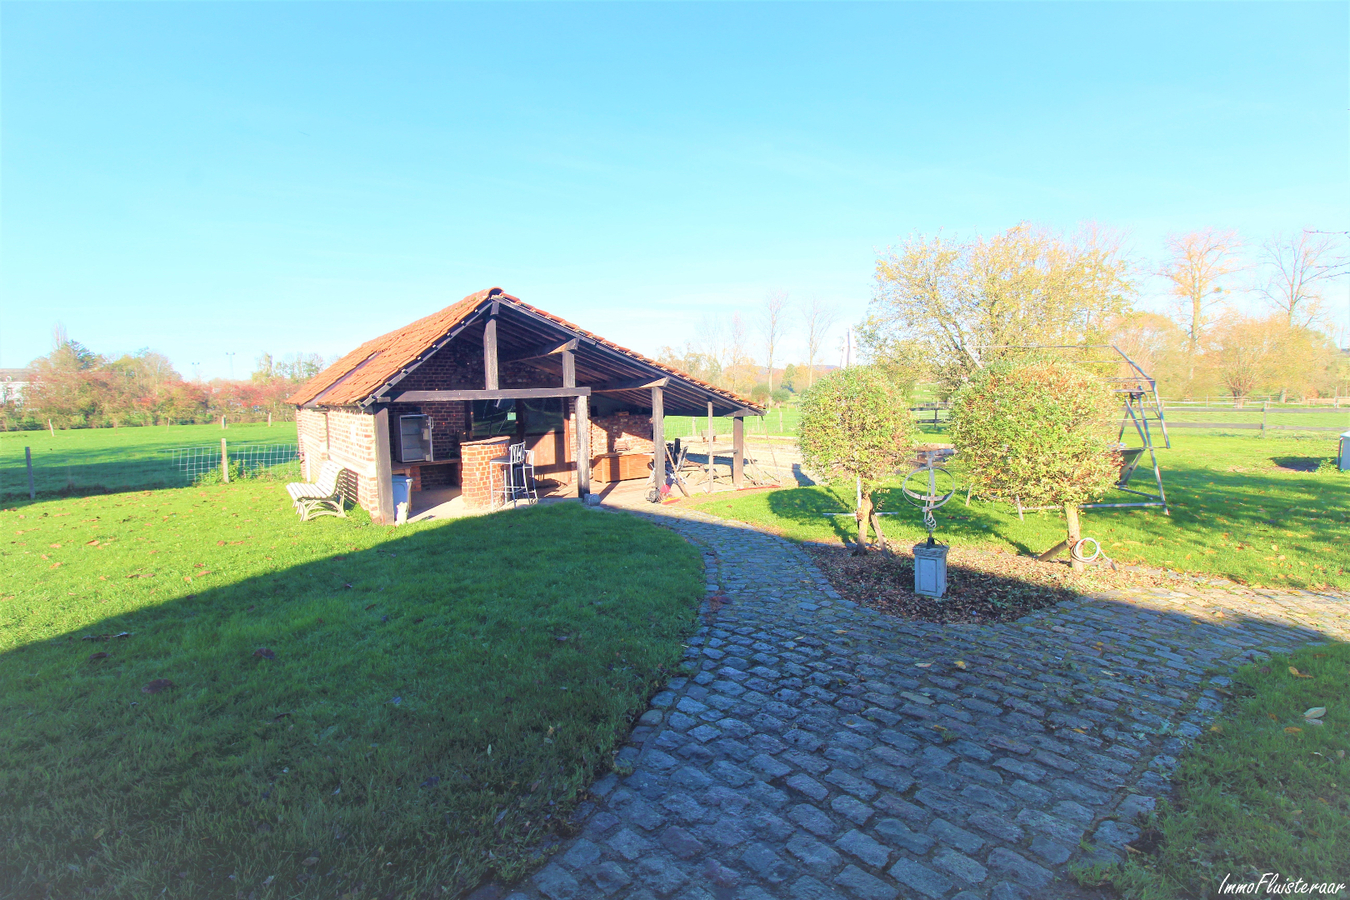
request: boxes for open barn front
[289,288,764,522]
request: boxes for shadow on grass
[5,491,1349,900]
[0,502,702,900]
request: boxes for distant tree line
[860,224,1350,403]
[656,293,844,407]
[1,335,330,430]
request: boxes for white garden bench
[286,460,347,521]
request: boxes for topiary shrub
[951,357,1120,572]
[798,365,915,552]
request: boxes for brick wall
[546,406,654,485]
[296,408,328,480]
[297,407,382,514]
[460,436,511,510]
[385,401,468,476]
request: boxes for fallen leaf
[301,857,319,868]
[915,663,932,668]
[253,648,276,660]
[1289,667,1313,679]
[954,660,967,670]
[141,679,174,694]
[1209,725,1223,733]
[1285,727,1303,734]
[88,652,109,661]
[262,875,275,886]
[1304,707,1326,720]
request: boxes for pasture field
[682,430,1350,591]
[0,422,301,499]
[0,488,703,899]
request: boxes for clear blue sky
[2,2,1347,379]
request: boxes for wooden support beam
[483,316,499,390]
[651,386,665,495]
[732,414,745,489]
[575,395,591,497]
[707,400,714,494]
[502,338,579,365]
[392,387,591,403]
[591,376,670,393]
[373,407,395,525]
[561,349,576,389]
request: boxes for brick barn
[288,288,765,522]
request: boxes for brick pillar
[461,436,511,510]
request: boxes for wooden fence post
[221,438,229,483]
[26,447,35,500]
[1261,402,1268,436]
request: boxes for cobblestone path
[502,507,1350,900]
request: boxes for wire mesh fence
[159,443,302,484]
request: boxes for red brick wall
[296,407,381,514]
[296,409,328,480]
[460,436,511,510]
[546,405,653,485]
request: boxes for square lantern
[913,542,950,599]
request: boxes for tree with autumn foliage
[951,358,1119,573]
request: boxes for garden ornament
[902,462,956,598]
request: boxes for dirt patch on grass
[804,542,1181,624]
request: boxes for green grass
[0,422,301,499]
[1093,643,1350,899]
[663,407,802,439]
[681,431,1350,590]
[0,486,703,899]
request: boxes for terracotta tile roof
[288,288,762,412]
[287,290,489,407]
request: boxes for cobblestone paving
[500,506,1350,900]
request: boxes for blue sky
[2,2,1347,379]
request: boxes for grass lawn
[0,422,301,499]
[1088,642,1350,899]
[0,485,703,899]
[679,430,1350,590]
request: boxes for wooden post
[268,412,272,427]
[707,401,715,493]
[221,415,226,430]
[483,316,499,390]
[26,447,35,500]
[220,438,229,483]
[575,395,591,497]
[1262,401,1268,435]
[48,419,54,437]
[373,407,395,525]
[732,415,744,489]
[651,386,665,494]
[561,349,575,389]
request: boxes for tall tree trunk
[1065,503,1083,574]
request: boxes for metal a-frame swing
[1002,344,1171,516]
